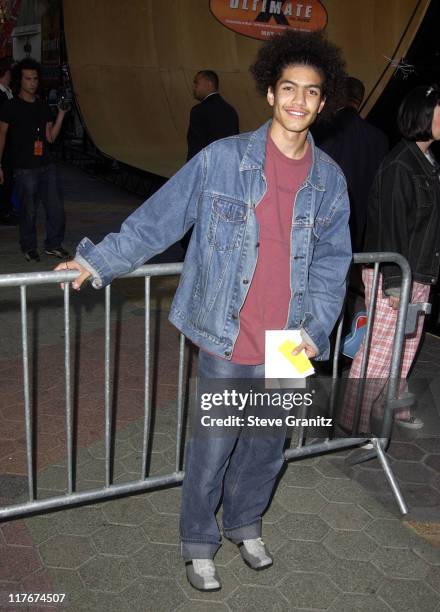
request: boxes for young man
[57,31,351,591]
[0,58,69,261]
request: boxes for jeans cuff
[223,519,261,543]
[180,541,220,561]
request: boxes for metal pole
[141,276,151,478]
[381,257,413,440]
[64,282,73,493]
[284,437,368,460]
[373,438,408,514]
[175,334,185,471]
[20,286,34,501]
[104,285,112,488]
[0,471,185,521]
[352,262,380,436]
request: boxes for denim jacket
[76,121,351,361]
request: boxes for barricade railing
[0,253,425,520]
[284,252,430,516]
[0,263,184,520]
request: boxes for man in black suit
[314,77,388,252]
[186,70,239,161]
[181,70,239,252]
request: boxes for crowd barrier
[0,253,430,520]
[285,252,430,516]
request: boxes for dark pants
[14,164,65,253]
[0,163,13,218]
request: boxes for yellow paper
[278,339,312,374]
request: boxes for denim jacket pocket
[207,197,247,251]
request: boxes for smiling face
[267,64,326,137]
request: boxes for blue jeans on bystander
[15,163,65,253]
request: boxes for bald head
[192,70,219,101]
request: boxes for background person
[181,69,240,253]
[314,76,388,252]
[0,58,70,262]
[186,69,239,161]
[344,84,440,432]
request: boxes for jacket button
[256,242,260,248]
[224,351,231,357]
[232,314,238,320]
[436,252,439,257]
[243,279,249,284]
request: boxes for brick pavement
[0,163,439,611]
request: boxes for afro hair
[250,30,346,121]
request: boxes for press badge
[34,128,43,156]
[34,139,43,156]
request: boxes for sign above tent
[210,0,328,40]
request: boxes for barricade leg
[373,438,408,515]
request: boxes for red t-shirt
[232,136,312,364]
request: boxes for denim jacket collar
[239,119,325,191]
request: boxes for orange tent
[64,0,430,177]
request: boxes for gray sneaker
[239,538,273,570]
[185,559,221,591]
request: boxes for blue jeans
[180,351,287,560]
[15,164,65,253]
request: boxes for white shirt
[0,83,13,100]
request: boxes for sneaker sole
[187,581,222,592]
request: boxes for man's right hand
[54,260,91,290]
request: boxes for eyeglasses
[426,85,438,97]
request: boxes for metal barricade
[284,252,430,516]
[0,253,426,520]
[0,263,184,520]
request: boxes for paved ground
[0,163,439,611]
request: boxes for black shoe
[24,250,40,262]
[44,246,71,259]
